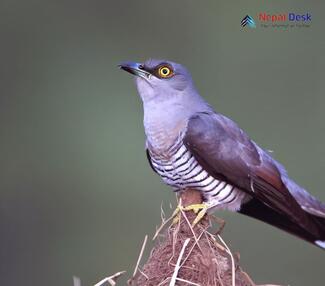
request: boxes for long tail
[239,198,325,249]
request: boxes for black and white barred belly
[148,142,249,212]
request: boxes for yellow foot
[171,203,183,225]
[172,203,209,226]
[172,212,181,225]
[183,203,209,226]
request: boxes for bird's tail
[280,175,325,248]
[309,215,325,249]
[240,198,325,249]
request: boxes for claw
[183,203,206,214]
[187,203,209,226]
[171,204,182,225]
[172,213,181,225]
[173,203,209,226]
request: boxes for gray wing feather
[254,142,325,218]
[183,112,325,226]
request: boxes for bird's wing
[145,140,160,174]
[183,111,323,234]
[146,148,158,174]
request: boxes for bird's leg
[183,203,209,226]
[172,203,207,225]
[172,189,208,226]
[171,202,183,225]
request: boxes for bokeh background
[1,1,324,285]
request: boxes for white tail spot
[302,206,325,218]
[315,240,325,249]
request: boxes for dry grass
[89,190,284,286]
[94,271,126,286]
[130,208,255,286]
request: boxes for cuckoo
[119,59,325,249]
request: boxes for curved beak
[119,62,151,79]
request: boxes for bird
[119,59,325,249]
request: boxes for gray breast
[148,140,249,211]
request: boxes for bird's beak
[119,62,151,79]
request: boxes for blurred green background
[1,1,324,285]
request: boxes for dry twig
[169,238,190,286]
[133,235,148,277]
[94,271,126,286]
[217,234,235,286]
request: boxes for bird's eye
[158,66,173,78]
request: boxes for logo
[241,12,312,29]
[259,12,311,22]
[241,15,256,28]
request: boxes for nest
[130,208,256,286]
[94,190,281,286]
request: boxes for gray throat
[143,98,212,152]
[143,101,189,151]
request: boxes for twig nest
[132,210,255,286]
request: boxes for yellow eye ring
[158,66,173,78]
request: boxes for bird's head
[119,59,195,103]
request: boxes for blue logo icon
[241,15,256,28]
